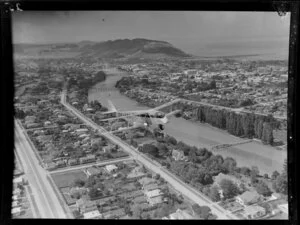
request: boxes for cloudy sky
[12,11,290,56]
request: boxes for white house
[277,203,288,214]
[105,164,118,173]
[243,205,266,219]
[11,207,22,216]
[83,210,102,219]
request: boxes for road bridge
[210,140,253,151]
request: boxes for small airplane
[102,100,181,130]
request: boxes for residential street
[14,121,68,219]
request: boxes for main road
[61,88,238,220]
[15,120,68,219]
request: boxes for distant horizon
[12,11,290,57]
[13,36,289,59]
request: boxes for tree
[142,144,159,157]
[238,183,247,193]
[209,186,221,202]
[88,187,99,199]
[260,202,272,214]
[73,178,85,187]
[250,166,260,184]
[219,179,240,200]
[157,203,172,218]
[192,204,212,219]
[273,174,288,195]
[222,157,237,174]
[271,171,280,180]
[261,122,274,145]
[157,143,169,157]
[239,167,251,176]
[255,180,272,197]
[165,136,177,145]
[282,159,287,176]
[199,206,212,219]
[202,186,211,197]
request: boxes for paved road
[61,90,237,220]
[15,121,67,219]
[50,156,133,174]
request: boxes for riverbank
[87,70,286,175]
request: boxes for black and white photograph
[12,10,291,220]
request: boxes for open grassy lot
[51,170,87,188]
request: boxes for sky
[12,11,290,56]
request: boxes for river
[88,71,287,175]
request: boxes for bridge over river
[209,140,253,151]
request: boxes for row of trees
[189,104,280,145]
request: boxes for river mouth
[88,71,286,175]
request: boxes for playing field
[51,170,87,188]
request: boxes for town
[14,54,288,220]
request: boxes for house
[45,162,57,171]
[69,187,87,197]
[75,128,89,134]
[168,209,197,220]
[26,123,40,129]
[76,199,97,213]
[138,177,156,187]
[11,207,22,216]
[79,133,89,139]
[148,195,163,206]
[103,208,126,219]
[119,215,131,219]
[13,176,24,185]
[243,205,266,219]
[277,203,288,214]
[132,195,147,204]
[56,160,66,168]
[143,183,159,191]
[144,188,163,205]
[44,121,51,126]
[14,168,24,177]
[144,189,161,199]
[13,188,22,196]
[172,149,188,161]
[83,210,102,219]
[33,130,44,136]
[12,195,20,201]
[236,191,261,206]
[127,166,145,179]
[12,200,20,208]
[268,193,282,201]
[79,155,96,164]
[68,158,79,166]
[105,164,118,173]
[84,167,101,177]
[102,145,114,153]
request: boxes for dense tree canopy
[255,180,272,197]
[219,179,240,200]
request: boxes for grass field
[51,170,87,188]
